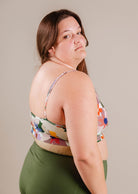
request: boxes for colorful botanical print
[96,95,108,136]
[30,95,108,146]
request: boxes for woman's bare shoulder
[62,70,95,96]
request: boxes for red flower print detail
[50,137,60,144]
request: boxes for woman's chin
[77,52,87,62]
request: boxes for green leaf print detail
[38,121,44,132]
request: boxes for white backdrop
[0,0,138,193]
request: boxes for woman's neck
[49,57,77,70]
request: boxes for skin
[48,16,86,68]
[29,16,107,194]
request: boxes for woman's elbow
[73,148,101,166]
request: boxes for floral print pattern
[31,94,108,146]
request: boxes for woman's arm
[63,71,107,194]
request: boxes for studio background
[0,0,138,193]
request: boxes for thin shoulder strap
[44,70,76,117]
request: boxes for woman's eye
[77,31,82,35]
[63,34,70,39]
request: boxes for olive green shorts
[19,142,107,194]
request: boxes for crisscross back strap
[44,70,76,117]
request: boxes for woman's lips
[75,45,84,51]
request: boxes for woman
[19,9,108,194]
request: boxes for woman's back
[29,61,72,126]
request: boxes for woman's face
[52,16,86,66]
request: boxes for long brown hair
[37,9,89,74]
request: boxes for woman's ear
[48,46,55,57]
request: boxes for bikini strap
[44,70,76,117]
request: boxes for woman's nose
[74,35,81,44]
[74,34,85,45]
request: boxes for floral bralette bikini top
[30,70,108,156]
